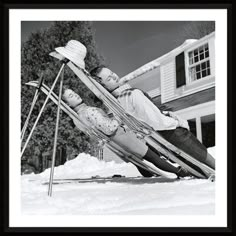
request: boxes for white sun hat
[55,40,87,69]
[49,51,65,61]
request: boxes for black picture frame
[1,1,233,235]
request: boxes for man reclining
[89,66,215,171]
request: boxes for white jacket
[117,89,189,131]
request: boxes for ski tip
[208,174,215,182]
[25,81,38,87]
[142,160,177,179]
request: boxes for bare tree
[182,21,215,39]
[173,21,215,47]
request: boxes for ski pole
[21,72,44,143]
[48,67,64,197]
[21,63,66,158]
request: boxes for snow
[21,148,215,216]
[207,146,215,158]
[37,153,140,179]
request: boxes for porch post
[196,116,202,143]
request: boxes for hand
[167,111,190,131]
[166,111,179,120]
[177,119,190,130]
[136,133,144,139]
[96,139,106,148]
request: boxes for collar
[111,84,132,97]
[74,103,87,112]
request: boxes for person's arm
[86,107,120,136]
[72,116,90,134]
[130,89,179,131]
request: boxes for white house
[103,32,215,162]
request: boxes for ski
[26,81,178,179]
[41,176,185,185]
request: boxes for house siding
[208,36,215,76]
[153,87,215,112]
[160,33,215,104]
[160,61,176,103]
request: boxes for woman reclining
[62,88,189,178]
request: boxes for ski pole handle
[37,71,45,90]
[21,72,45,142]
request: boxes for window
[188,44,211,82]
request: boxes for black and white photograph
[6,7,230,230]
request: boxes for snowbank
[24,153,140,181]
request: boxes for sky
[21,21,194,77]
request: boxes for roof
[119,31,215,85]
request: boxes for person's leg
[143,147,189,177]
[111,127,148,158]
[159,127,215,169]
[111,127,189,177]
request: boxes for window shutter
[175,52,186,88]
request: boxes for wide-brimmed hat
[49,51,65,61]
[55,40,87,69]
[63,89,83,108]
